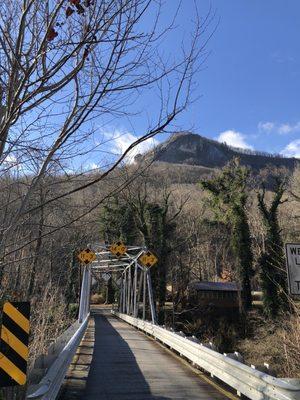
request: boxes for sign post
[285,243,300,295]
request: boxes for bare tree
[0,0,214,275]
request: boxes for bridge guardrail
[112,311,300,400]
[27,267,91,399]
[28,318,85,384]
[26,313,89,400]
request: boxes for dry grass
[29,285,72,369]
[237,310,300,378]
[90,293,105,304]
[280,314,300,377]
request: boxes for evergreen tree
[100,196,139,245]
[127,189,178,320]
[100,197,140,304]
[65,249,79,306]
[146,204,168,307]
[100,190,179,320]
[257,178,288,317]
[106,277,115,304]
[100,196,123,242]
[120,205,138,245]
[201,158,254,311]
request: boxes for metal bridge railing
[112,311,300,400]
[27,314,89,400]
[26,267,91,400]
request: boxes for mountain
[138,132,297,170]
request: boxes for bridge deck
[60,308,229,400]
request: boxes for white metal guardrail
[27,267,91,400]
[112,311,300,400]
[27,314,89,400]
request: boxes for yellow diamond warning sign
[139,251,158,268]
[109,241,127,257]
[77,248,96,264]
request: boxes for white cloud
[281,139,300,158]
[89,163,99,170]
[278,122,300,135]
[1,154,18,170]
[101,128,159,163]
[258,121,275,133]
[258,121,300,135]
[3,154,17,165]
[217,130,253,150]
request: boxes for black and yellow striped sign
[0,302,30,387]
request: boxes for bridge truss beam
[91,244,157,324]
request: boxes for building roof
[189,281,239,292]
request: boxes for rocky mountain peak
[139,132,297,170]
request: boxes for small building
[188,281,240,309]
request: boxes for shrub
[68,303,79,319]
[90,293,105,304]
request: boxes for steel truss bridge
[91,245,157,324]
[26,245,300,400]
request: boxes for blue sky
[193,0,300,157]
[88,1,300,167]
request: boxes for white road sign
[285,243,300,295]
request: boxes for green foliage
[106,277,115,304]
[65,250,79,306]
[68,303,79,319]
[201,158,254,310]
[100,196,139,245]
[100,197,139,305]
[144,202,175,313]
[100,190,179,322]
[121,206,138,245]
[257,178,288,318]
[126,197,177,322]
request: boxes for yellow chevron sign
[139,251,158,268]
[109,241,127,257]
[0,302,30,387]
[77,248,96,264]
